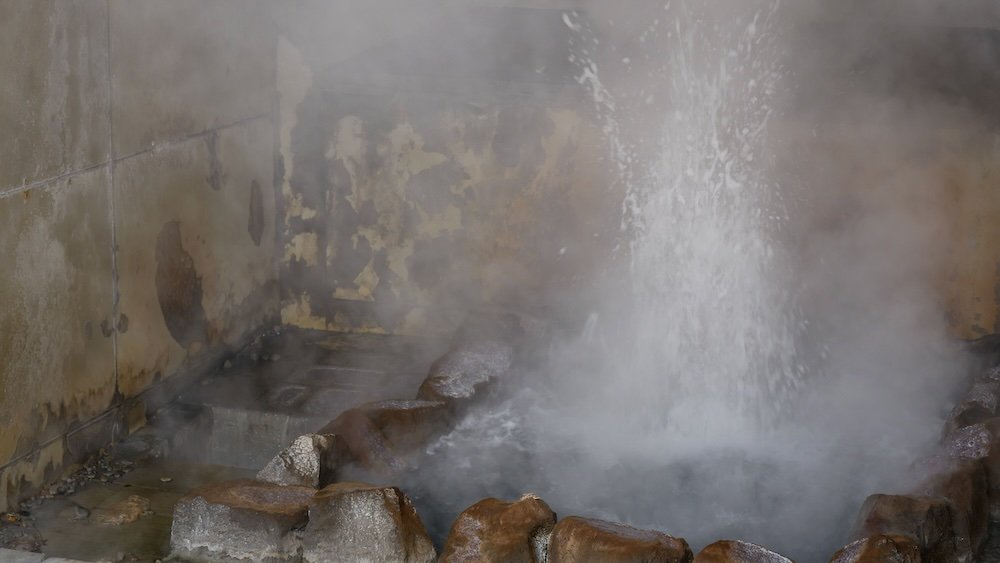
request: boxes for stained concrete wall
[275,5,615,336]
[0,1,278,510]
[773,120,1000,342]
[273,3,1000,342]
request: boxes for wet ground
[2,329,442,562]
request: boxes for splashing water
[570,0,806,442]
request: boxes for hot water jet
[390,1,975,560]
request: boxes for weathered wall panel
[0,168,116,508]
[0,0,110,191]
[0,0,278,510]
[115,118,278,398]
[276,9,614,336]
[110,0,275,157]
[772,119,1000,342]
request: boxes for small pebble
[160,477,173,483]
[73,504,90,520]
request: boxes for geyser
[393,1,973,560]
[571,0,804,438]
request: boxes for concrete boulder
[440,494,556,562]
[829,535,921,563]
[417,341,514,407]
[548,516,693,563]
[853,494,958,563]
[257,434,338,488]
[694,540,793,562]
[302,482,436,563]
[170,480,315,562]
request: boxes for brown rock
[318,409,404,474]
[170,479,315,562]
[548,516,693,563]
[988,437,1000,521]
[318,400,448,474]
[440,494,557,562]
[912,456,988,559]
[302,482,436,563]
[417,341,514,405]
[829,535,921,563]
[853,494,957,563]
[694,540,793,562]
[358,399,450,452]
[93,494,150,525]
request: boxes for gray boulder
[302,482,436,563]
[417,341,514,406]
[170,479,314,562]
[257,434,337,488]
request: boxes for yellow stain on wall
[280,292,328,330]
[285,232,319,267]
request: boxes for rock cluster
[835,362,1000,563]
[167,317,1000,563]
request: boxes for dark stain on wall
[155,221,207,347]
[248,179,264,246]
[205,132,224,191]
[406,161,468,215]
[116,313,130,334]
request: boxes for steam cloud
[383,1,999,560]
